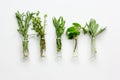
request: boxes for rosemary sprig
[52,16,65,53]
[32,11,47,57]
[86,18,106,57]
[16,11,34,57]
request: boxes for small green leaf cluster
[16,11,34,39]
[53,16,65,38]
[52,17,65,52]
[32,11,47,38]
[86,18,106,38]
[66,23,81,39]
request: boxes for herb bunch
[52,17,65,53]
[66,23,87,53]
[66,23,80,53]
[86,18,106,57]
[32,11,47,57]
[16,11,34,57]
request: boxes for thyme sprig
[32,11,47,57]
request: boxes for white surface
[0,0,120,80]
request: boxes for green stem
[73,38,77,52]
[40,37,46,57]
[91,37,97,57]
[56,38,62,52]
[22,39,29,57]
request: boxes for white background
[0,0,120,80]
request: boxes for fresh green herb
[66,23,81,52]
[32,11,47,57]
[66,23,87,53]
[16,11,34,57]
[86,18,106,57]
[52,16,65,53]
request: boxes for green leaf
[95,27,106,36]
[72,23,81,28]
[66,26,80,39]
[82,27,87,34]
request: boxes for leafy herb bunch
[86,18,106,57]
[16,11,34,57]
[66,23,87,52]
[32,11,47,57]
[52,17,65,52]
